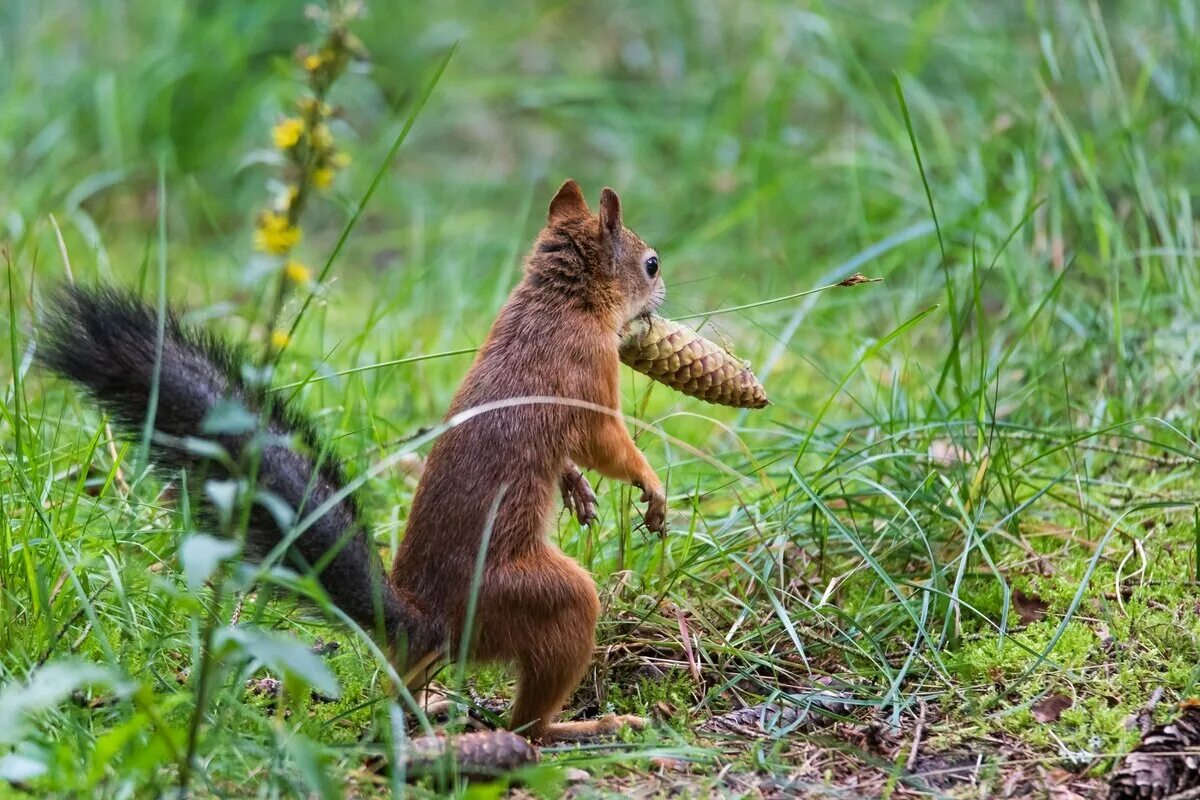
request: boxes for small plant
[255,2,365,360]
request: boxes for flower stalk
[255,2,365,363]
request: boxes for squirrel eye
[644,255,659,278]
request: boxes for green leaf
[203,479,240,525]
[178,436,231,462]
[0,753,47,783]
[240,361,274,388]
[201,399,258,435]
[254,489,297,532]
[179,533,240,592]
[286,733,340,800]
[87,712,151,786]
[0,662,124,745]
[217,627,340,698]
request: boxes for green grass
[3,0,1200,796]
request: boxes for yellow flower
[312,168,335,189]
[254,211,301,254]
[303,53,324,72]
[331,151,350,169]
[271,330,291,349]
[284,260,312,283]
[272,117,305,150]
[311,123,334,151]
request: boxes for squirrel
[39,179,666,744]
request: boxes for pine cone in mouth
[620,315,769,409]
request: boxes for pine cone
[1110,701,1200,799]
[397,730,537,779]
[620,316,769,409]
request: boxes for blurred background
[7,1,1195,424]
[4,1,1197,398]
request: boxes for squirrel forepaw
[641,487,667,535]
[560,463,598,526]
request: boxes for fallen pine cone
[1110,700,1200,799]
[620,315,769,409]
[395,730,537,780]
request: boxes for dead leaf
[1001,767,1029,797]
[650,756,692,773]
[1045,767,1088,800]
[1031,694,1072,723]
[1013,588,1049,624]
[565,768,590,784]
[675,605,702,687]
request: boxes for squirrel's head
[529,179,665,329]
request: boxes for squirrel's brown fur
[393,180,666,739]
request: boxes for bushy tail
[39,285,440,660]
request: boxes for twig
[229,593,245,627]
[905,699,927,772]
[674,273,881,322]
[35,579,114,667]
[1136,686,1165,736]
[674,605,702,687]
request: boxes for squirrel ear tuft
[598,187,622,239]
[548,180,591,223]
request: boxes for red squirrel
[393,180,666,738]
[40,180,666,743]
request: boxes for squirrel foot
[537,714,648,743]
[560,462,598,526]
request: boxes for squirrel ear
[598,187,622,239]
[548,180,590,224]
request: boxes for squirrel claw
[642,489,667,535]
[560,464,598,526]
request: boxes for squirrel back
[38,285,442,660]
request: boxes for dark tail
[39,285,441,661]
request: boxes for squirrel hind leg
[508,644,594,741]
[511,656,647,743]
[475,551,601,740]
